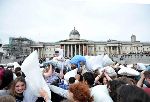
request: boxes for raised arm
[137,71,145,88]
[43,64,53,78]
[103,71,112,81]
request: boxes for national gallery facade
[30,27,150,58]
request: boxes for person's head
[107,80,126,102]
[14,67,21,73]
[75,74,83,82]
[69,77,76,84]
[117,76,136,85]
[0,95,15,102]
[14,67,26,78]
[144,71,150,84]
[0,69,13,89]
[70,64,77,70]
[10,76,26,96]
[103,77,108,85]
[68,82,93,102]
[82,72,95,87]
[54,51,59,57]
[0,67,5,87]
[117,85,150,102]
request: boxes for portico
[60,44,88,58]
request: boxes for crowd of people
[0,49,150,102]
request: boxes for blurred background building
[1,27,150,64]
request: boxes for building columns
[67,45,69,57]
[87,45,88,55]
[64,45,65,57]
[71,44,73,57]
[79,44,80,55]
[83,44,84,56]
[75,44,76,55]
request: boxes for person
[0,67,5,88]
[137,70,150,95]
[70,55,86,70]
[59,77,75,90]
[94,70,112,85]
[9,76,26,102]
[117,85,150,102]
[49,72,113,102]
[43,64,60,84]
[68,82,93,102]
[9,76,52,102]
[14,67,26,78]
[107,80,126,102]
[0,68,13,90]
[0,95,16,102]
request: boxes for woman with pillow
[9,76,52,102]
[10,76,26,102]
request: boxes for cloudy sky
[0,0,150,44]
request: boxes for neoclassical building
[30,27,150,58]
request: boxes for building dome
[69,27,80,40]
[131,34,136,42]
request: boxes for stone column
[75,44,76,55]
[64,45,65,57]
[83,45,84,56]
[79,44,80,55]
[41,48,43,58]
[87,45,88,55]
[71,44,73,58]
[67,45,69,57]
[110,47,112,54]
[37,48,39,57]
[39,48,41,58]
[116,47,118,55]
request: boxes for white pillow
[102,55,114,67]
[137,63,146,70]
[127,64,133,68]
[118,67,140,76]
[85,55,103,71]
[91,85,113,102]
[13,62,21,69]
[99,66,117,77]
[85,56,95,71]
[64,68,78,82]
[21,50,51,99]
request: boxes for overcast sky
[0,0,150,44]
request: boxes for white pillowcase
[64,68,78,82]
[13,62,21,69]
[118,67,140,76]
[91,85,113,102]
[137,63,146,70]
[99,66,117,77]
[85,55,103,71]
[102,55,114,67]
[21,50,51,99]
